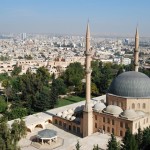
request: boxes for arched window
[103,117,105,123]
[112,120,115,125]
[59,121,62,126]
[107,127,110,132]
[95,123,97,128]
[143,103,146,109]
[117,101,119,106]
[132,103,135,109]
[120,122,123,128]
[120,130,123,136]
[103,125,105,131]
[112,128,114,134]
[35,124,43,129]
[137,103,140,109]
[55,119,57,124]
[121,102,123,107]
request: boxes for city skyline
[0,0,150,37]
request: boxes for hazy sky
[0,0,150,36]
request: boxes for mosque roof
[105,105,123,115]
[108,71,150,98]
[121,109,138,119]
[94,102,106,112]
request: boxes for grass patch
[55,96,85,108]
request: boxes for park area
[55,96,85,108]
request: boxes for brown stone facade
[53,116,83,136]
[93,111,132,137]
[93,111,150,137]
[107,94,150,113]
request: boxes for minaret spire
[134,26,139,72]
[85,21,92,110]
[83,21,93,137]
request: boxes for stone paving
[18,95,114,150]
[19,123,120,150]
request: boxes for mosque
[53,23,150,138]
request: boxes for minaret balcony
[85,51,92,56]
[134,49,139,52]
[86,68,92,74]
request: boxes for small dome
[72,108,76,111]
[63,110,68,115]
[94,102,106,112]
[80,105,85,110]
[75,118,80,122]
[108,71,150,98]
[136,111,145,117]
[66,115,72,120]
[56,112,62,117]
[62,111,68,118]
[106,105,123,115]
[121,109,138,119]
[62,113,67,118]
[70,116,76,121]
[93,101,97,105]
[67,109,74,114]
[74,106,82,112]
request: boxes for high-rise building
[21,33,27,41]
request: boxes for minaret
[134,26,139,72]
[83,22,93,137]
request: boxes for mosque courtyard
[19,123,117,150]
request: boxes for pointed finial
[135,24,139,38]
[86,20,90,38]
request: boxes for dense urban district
[0,30,150,150]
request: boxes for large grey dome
[108,71,150,98]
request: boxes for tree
[107,134,120,150]
[0,137,6,150]
[116,66,124,76]
[19,119,27,138]
[135,127,143,150]
[75,140,81,150]
[100,63,113,93]
[91,61,102,94]
[91,82,99,95]
[11,119,27,143]
[121,128,138,150]
[63,62,84,87]
[34,86,52,112]
[51,85,59,108]
[7,107,27,120]
[124,62,134,71]
[142,126,150,149]
[52,78,67,95]
[2,79,11,104]
[11,66,22,77]
[93,144,101,150]
[0,72,9,81]
[0,96,7,113]
[91,61,116,94]
[0,119,26,150]
[36,67,51,86]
